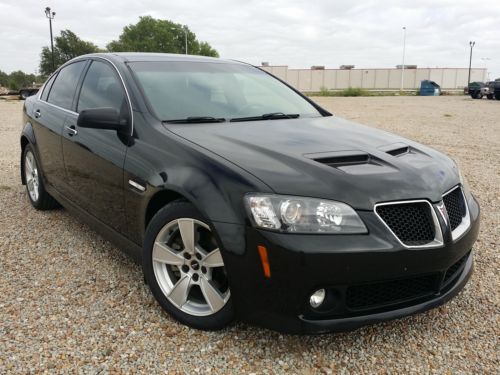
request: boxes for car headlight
[244,194,367,233]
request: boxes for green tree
[5,71,38,91]
[0,70,8,87]
[107,16,218,57]
[39,30,100,76]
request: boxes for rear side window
[40,73,58,101]
[47,61,86,110]
[77,60,126,114]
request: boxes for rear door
[31,61,87,191]
[61,59,130,234]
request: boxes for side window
[77,60,126,114]
[47,61,86,110]
[40,73,58,101]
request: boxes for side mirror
[77,107,123,130]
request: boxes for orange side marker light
[257,245,271,278]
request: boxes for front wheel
[487,94,494,100]
[143,201,234,330]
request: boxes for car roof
[79,52,246,65]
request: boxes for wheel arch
[144,188,186,230]
[20,123,36,185]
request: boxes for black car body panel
[20,53,480,333]
[167,117,460,210]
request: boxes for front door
[61,59,131,234]
[32,61,87,192]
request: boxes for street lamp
[467,41,475,86]
[44,7,56,71]
[400,26,406,91]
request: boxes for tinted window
[47,61,86,110]
[77,60,126,114]
[129,61,321,121]
[40,73,58,101]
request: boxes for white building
[260,65,487,91]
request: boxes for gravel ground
[0,96,498,374]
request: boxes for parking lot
[0,96,498,373]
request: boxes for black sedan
[20,53,480,333]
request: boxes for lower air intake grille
[346,274,439,310]
[443,187,466,231]
[443,252,470,286]
[376,202,435,246]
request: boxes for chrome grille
[443,186,467,231]
[375,201,439,247]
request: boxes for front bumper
[223,195,480,334]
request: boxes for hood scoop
[378,142,432,168]
[305,150,397,175]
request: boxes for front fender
[123,133,272,255]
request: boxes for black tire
[487,94,493,100]
[22,144,59,210]
[19,90,29,100]
[143,200,234,330]
[495,93,500,100]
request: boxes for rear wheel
[495,93,500,100]
[487,94,494,100]
[22,144,59,210]
[143,201,234,330]
[19,90,29,100]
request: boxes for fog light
[309,289,326,308]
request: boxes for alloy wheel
[24,150,39,202]
[152,218,230,316]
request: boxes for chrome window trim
[374,199,444,249]
[37,56,134,136]
[443,185,470,241]
[43,100,79,115]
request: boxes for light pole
[467,41,475,86]
[45,7,56,71]
[400,26,406,91]
[171,26,188,54]
[183,26,188,55]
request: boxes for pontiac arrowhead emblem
[437,202,448,225]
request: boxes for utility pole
[45,7,56,71]
[400,26,406,91]
[468,41,475,86]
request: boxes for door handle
[34,109,41,118]
[65,125,78,137]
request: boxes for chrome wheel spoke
[200,277,225,312]
[203,249,224,268]
[168,275,191,307]
[25,159,33,175]
[178,219,196,253]
[153,241,185,265]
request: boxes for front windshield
[129,61,322,121]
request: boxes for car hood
[167,116,459,210]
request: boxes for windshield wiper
[230,112,300,122]
[163,116,226,124]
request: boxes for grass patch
[315,87,370,97]
[310,87,418,97]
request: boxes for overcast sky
[1,0,499,79]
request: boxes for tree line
[1,16,219,90]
